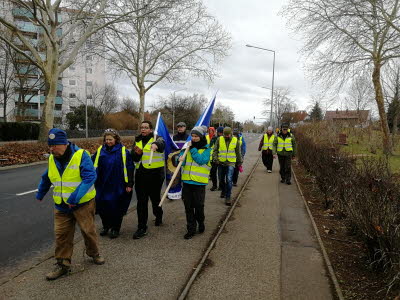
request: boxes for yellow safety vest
[136,137,165,169]
[262,134,275,150]
[218,136,238,163]
[206,134,210,144]
[93,145,128,183]
[277,136,293,152]
[48,149,96,205]
[182,148,211,184]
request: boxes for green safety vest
[262,134,275,150]
[277,136,293,152]
[136,137,165,169]
[182,148,211,184]
[218,136,238,163]
[93,145,128,183]
[48,149,96,205]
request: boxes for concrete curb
[292,166,345,300]
[0,160,47,171]
[178,155,261,300]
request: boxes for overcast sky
[116,0,314,123]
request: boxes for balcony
[12,8,62,22]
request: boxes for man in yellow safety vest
[36,128,104,281]
[258,126,275,173]
[212,127,242,206]
[273,123,296,185]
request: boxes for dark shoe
[286,181,292,185]
[92,255,105,265]
[133,228,147,239]
[217,187,222,191]
[109,230,119,239]
[184,232,195,239]
[100,228,109,236]
[46,263,70,280]
[210,186,217,191]
[233,183,237,187]
[280,178,285,183]
[225,197,232,206]
[155,219,163,226]
[220,193,225,198]
[198,223,205,233]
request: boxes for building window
[86,81,92,86]
[69,93,76,98]
[87,94,93,99]
[55,104,62,111]
[69,79,76,85]
[86,68,92,74]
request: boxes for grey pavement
[0,135,334,299]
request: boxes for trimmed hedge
[0,122,40,141]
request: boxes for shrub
[296,123,400,292]
[0,122,40,141]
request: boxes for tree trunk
[372,61,393,155]
[139,87,145,123]
[3,94,7,122]
[38,71,58,141]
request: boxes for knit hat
[223,127,232,136]
[217,126,224,133]
[267,126,273,131]
[191,126,205,137]
[48,128,68,145]
[201,125,208,132]
[233,128,239,135]
[281,123,289,129]
[177,122,186,127]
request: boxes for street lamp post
[246,44,276,127]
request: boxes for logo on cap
[49,133,56,139]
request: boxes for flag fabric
[154,112,179,159]
[154,112,182,199]
[182,93,217,148]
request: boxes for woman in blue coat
[92,129,134,238]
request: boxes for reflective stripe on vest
[218,136,238,162]
[93,145,128,183]
[182,149,211,184]
[262,134,275,150]
[239,136,243,147]
[277,136,293,152]
[48,149,96,205]
[136,138,165,169]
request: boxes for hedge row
[0,122,39,141]
[296,123,400,293]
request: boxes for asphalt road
[0,133,260,275]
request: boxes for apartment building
[0,1,106,123]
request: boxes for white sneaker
[267,170,272,173]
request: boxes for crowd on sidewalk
[34,121,295,281]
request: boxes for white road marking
[16,189,38,196]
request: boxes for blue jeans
[218,165,235,198]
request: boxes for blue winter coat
[36,142,97,213]
[92,143,134,216]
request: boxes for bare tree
[88,84,119,114]
[0,37,14,122]
[120,96,140,117]
[345,75,375,111]
[212,103,235,126]
[105,0,231,121]
[284,0,400,154]
[263,87,297,126]
[0,0,149,140]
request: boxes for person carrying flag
[173,122,189,148]
[131,121,165,239]
[179,126,211,239]
[212,127,242,206]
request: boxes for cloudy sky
[116,0,314,123]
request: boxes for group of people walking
[35,121,294,281]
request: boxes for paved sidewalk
[0,138,334,300]
[0,139,261,300]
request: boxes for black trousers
[182,183,205,233]
[135,172,164,230]
[278,155,292,182]
[99,213,123,231]
[210,162,221,188]
[262,151,274,171]
[232,166,239,184]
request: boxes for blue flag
[183,93,217,148]
[154,112,179,159]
